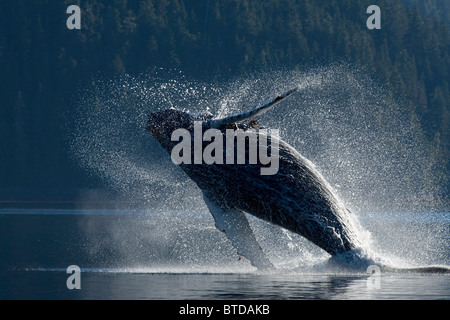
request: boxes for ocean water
[0,209,448,300]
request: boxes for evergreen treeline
[0,0,449,203]
[402,0,450,25]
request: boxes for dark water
[0,210,449,300]
[2,269,449,300]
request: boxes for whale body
[146,89,361,269]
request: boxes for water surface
[0,210,448,300]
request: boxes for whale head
[146,108,194,149]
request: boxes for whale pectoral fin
[202,191,274,270]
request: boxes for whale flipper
[208,88,298,129]
[202,191,274,270]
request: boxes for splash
[67,65,448,273]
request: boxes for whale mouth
[147,125,164,137]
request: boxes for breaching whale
[146,89,361,269]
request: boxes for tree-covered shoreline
[0,0,448,208]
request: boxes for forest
[0,0,449,207]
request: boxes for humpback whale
[146,89,361,269]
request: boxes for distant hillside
[0,0,449,202]
[402,0,450,25]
